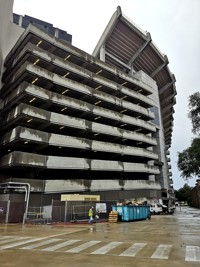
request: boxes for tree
[188,92,200,135]
[175,184,192,205]
[177,92,200,180]
[177,138,200,179]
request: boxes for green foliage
[177,92,200,180]
[188,92,200,135]
[177,138,200,179]
[175,184,192,205]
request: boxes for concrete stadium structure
[0,1,175,206]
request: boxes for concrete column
[100,45,105,62]
[19,15,23,27]
[55,28,59,38]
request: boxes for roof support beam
[165,132,172,141]
[162,106,174,117]
[162,114,174,125]
[159,74,176,95]
[150,55,169,78]
[160,94,176,107]
[128,32,151,66]
[162,104,175,115]
[105,51,131,70]
[163,115,174,125]
[164,127,173,136]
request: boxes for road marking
[185,246,200,262]
[46,229,85,239]
[42,240,81,251]
[20,238,61,249]
[0,236,13,240]
[0,236,26,245]
[119,243,147,257]
[0,238,43,250]
[91,242,123,254]
[65,240,101,253]
[151,244,172,259]
[1,235,200,262]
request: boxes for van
[150,203,163,215]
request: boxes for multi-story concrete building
[0,1,175,207]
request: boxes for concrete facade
[0,1,175,206]
[191,179,200,208]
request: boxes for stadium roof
[93,6,176,147]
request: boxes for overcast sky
[13,0,200,189]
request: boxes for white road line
[0,236,26,245]
[0,236,13,240]
[119,243,147,257]
[91,242,123,255]
[151,244,172,259]
[65,241,101,253]
[185,246,200,262]
[20,238,61,250]
[0,238,43,250]
[46,229,85,239]
[42,240,81,251]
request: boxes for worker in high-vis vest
[88,206,94,223]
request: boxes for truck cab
[150,203,163,215]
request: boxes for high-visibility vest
[88,208,93,217]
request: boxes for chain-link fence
[25,200,116,224]
[26,205,52,224]
[0,200,117,224]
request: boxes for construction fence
[0,200,116,224]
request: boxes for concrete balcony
[3,42,155,112]
[122,146,158,159]
[0,151,46,168]
[2,62,156,133]
[123,162,159,174]
[120,86,155,108]
[122,114,155,132]
[1,127,157,161]
[3,93,158,153]
[0,151,159,174]
[92,140,158,160]
[5,103,87,131]
[47,156,90,169]
[3,100,157,146]
[4,26,154,96]
[91,160,123,171]
[44,179,162,193]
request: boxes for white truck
[150,202,176,215]
[150,203,163,214]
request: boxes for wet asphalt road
[0,206,199,267]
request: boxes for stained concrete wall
[45,179,161,193]
[1,129,158,161]
[0,151,159,174]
